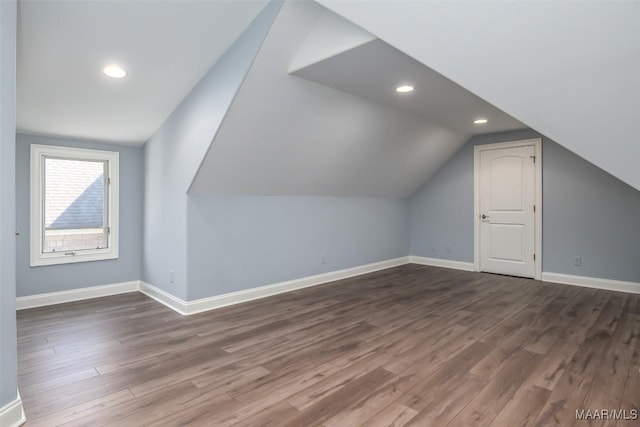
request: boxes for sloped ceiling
[288,7,376,73]
[317,0,640,191]
[17,0,268,144]
[190,1,522,197]
[291,38,523,136]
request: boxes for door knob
[481,214,489,219]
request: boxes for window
[30,145,119,266]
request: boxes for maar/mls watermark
[575,409,638,421]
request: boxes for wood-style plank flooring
[17,264,640,426]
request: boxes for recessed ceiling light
[103,65,127,79]
[473,118,488,124]
[396,85,414,93]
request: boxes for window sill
[30,251,119,267]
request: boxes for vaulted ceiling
[189,1,522,197]
[17,0,268,144]
[16,0,638,197]
[317,0,640,192]
[290,38,523,137]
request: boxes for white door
[478,144,536,278]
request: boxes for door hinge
[530,155,536,163]
[533,254,536,261]
[107,227,111,234]
[533,205,536,212]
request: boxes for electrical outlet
[169,270,175,283]
[321,253,326,264]
[574,256,582,267]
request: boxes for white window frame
[30,144,119,267]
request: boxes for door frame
[473,138,543,280]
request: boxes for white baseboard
[13,260,640,320]
[16,280,140,310]
[409,256,475,272]
[541,272,640,295]
[142,256,410,316]
[0,391,26,427]
[139,281,188,315]
[185,256,410,315]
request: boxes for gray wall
[409,129,640,283]
[142,2,279,300]
[187,195,409,300]
[16,134,143,297]
[543,137,640,280]
[0,0,17,408]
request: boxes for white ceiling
[318,0,640,192]
[190,1,521,197]
[288,7,376,73]
[291,39,523,136]
[17,0,268,145]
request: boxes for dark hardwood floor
[16,264,640,426]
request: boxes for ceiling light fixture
[103,65,127,79]
[473,118,488,124]
[395,85,414,93]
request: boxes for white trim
[139,281,188,315]
[0,391,26,427]
[409,256,474,272]
[16,281,139,310]
[13,261,640,323]
[186,256,409,315]
[473,138,543,280]
[142,257,411,316]
[30,144,120,267]
[541,272,640,295]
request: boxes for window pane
[43,157,107,253]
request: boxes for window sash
[41,156,110,254]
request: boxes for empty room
[1,0,640,426]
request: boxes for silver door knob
[481,214,488,219]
